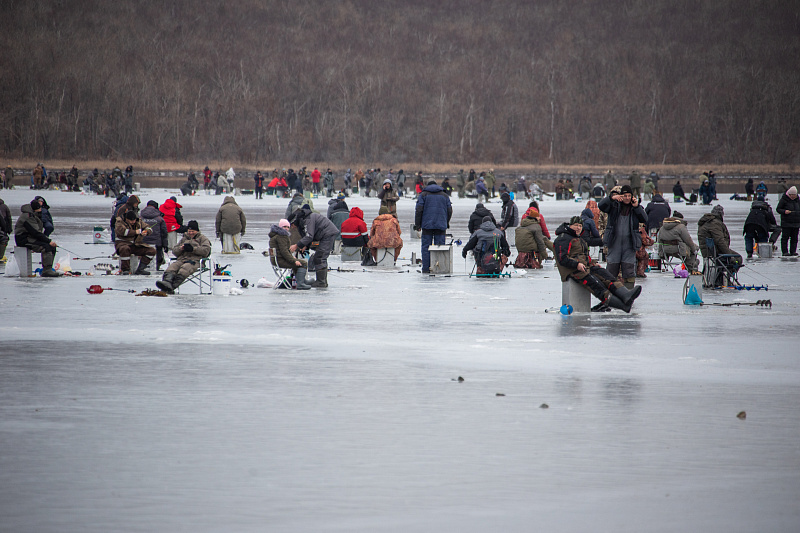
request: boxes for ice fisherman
[777,186,799,256]
[215,196,246,254]
[14,199,61,277]
[462,216,510,275]
[269,218,311,290]
[115,209,156,275]
[289,207,339,288]
[599,184,648,289]
[657,211,700,273]
[554,215,642,313]
[414,179,452,274]
[156,220,211,294]
[368,206,403,264]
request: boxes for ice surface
[1,188,799,532]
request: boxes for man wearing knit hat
[598,184,648,290]
[14,199,61,276]
[156,220,212,294]
[697,205,742,285]
[554,215,641,312]
[777,185,800,256]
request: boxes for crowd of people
[2,164,798,305]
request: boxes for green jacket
[515,217,548,256]
[697,213,735,257]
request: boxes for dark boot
[311,268,328,288]
[606,293,632,313]
[120,259,131,274]
[623,277,636,290]
[133,258,151,275]
[171,274,186,291]
[156,272,176,293]
[41,252,62,277]
[611,284,642,307]
[591,291,612,312]
[295,268,312,290]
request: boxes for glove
[462,250,467,258]
[414,226,421,232]
[183,243,194,252]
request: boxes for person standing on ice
[0,196,11,263]
[415,179,452,273]
[225,168,236,193]
[215,196,246,254]
[599,184,647,290]
[311,168,322,195]
[554,216,641,313]
[289,207,339,288]
[156,220,211,294]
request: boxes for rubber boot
[171,274,186,292]
[591,291,612,312]
[41,251,62,277]
[120,258,131,274]
[611,283,642,307]
[623,277,636,290]
[606,293,632,313]
[156,272,176,293]
[311,268,328,288]
[133,258,151,275]
[295,268,312,290]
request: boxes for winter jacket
[776,193,800,228]
[414,184,452,231]
[140,205,168,249]
[268,225,299,268]
[515,216,548,256]
[743,200,778,236]
[378,187,400,216]
[462,220,510,259]
[745,179,755,195]
[297,212,340,249]
[368,214,403,249]
[699,182,712,203]
[114,217,150,247]
[468,205,496,234]
[476,179,489,197]
[340,207,369,247]
[0,198,11,235]
[33,196,54,236]
[645,194,671,232]
[697,213,735,257]
[554,223,593,282]
[311,169,321,183]
[215,196,246,236]
[580,208,604,246]
[327,198,349,220]
[159,198,183,232]
[598,196,647,251]
[673,182,686,198]
[643,180,656,196]
[173,232,212,261]
[285,193,306,219]
[499,195,519,228]
[14,204,50,247]
[657,217,698,253]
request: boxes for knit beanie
[187,220,200,231]
[788,186,797,196]
[278,218,290,229]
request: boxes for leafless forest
[3,0,799,166]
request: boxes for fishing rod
[700,299,772,308]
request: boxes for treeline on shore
[2,1,799,166]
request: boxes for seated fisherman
[340,206,370,259]
[368,206,403,263]
[156,220,211,293]
[115,210,156,275]
[657,211,700,272]
[697,205,743,284]
[462,216,510,275]
[554,215,642,313]
[268,218,310,289]
[13,199,61,277]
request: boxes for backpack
[478,237,502,275]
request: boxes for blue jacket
[415,184,452,231]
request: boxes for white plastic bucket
[212,275,232,296]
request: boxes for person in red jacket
[340,206,369,261]
[203,167,212,195]
[311,168,322,195]
[521,200,550,238]
[159,197,184,249]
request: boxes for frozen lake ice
[1,186,799,532]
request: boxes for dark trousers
[421,230,446,272]
[571,265,620,301]
[309,234,336,271]
[255,186,263,199]
[781,226,799,255]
